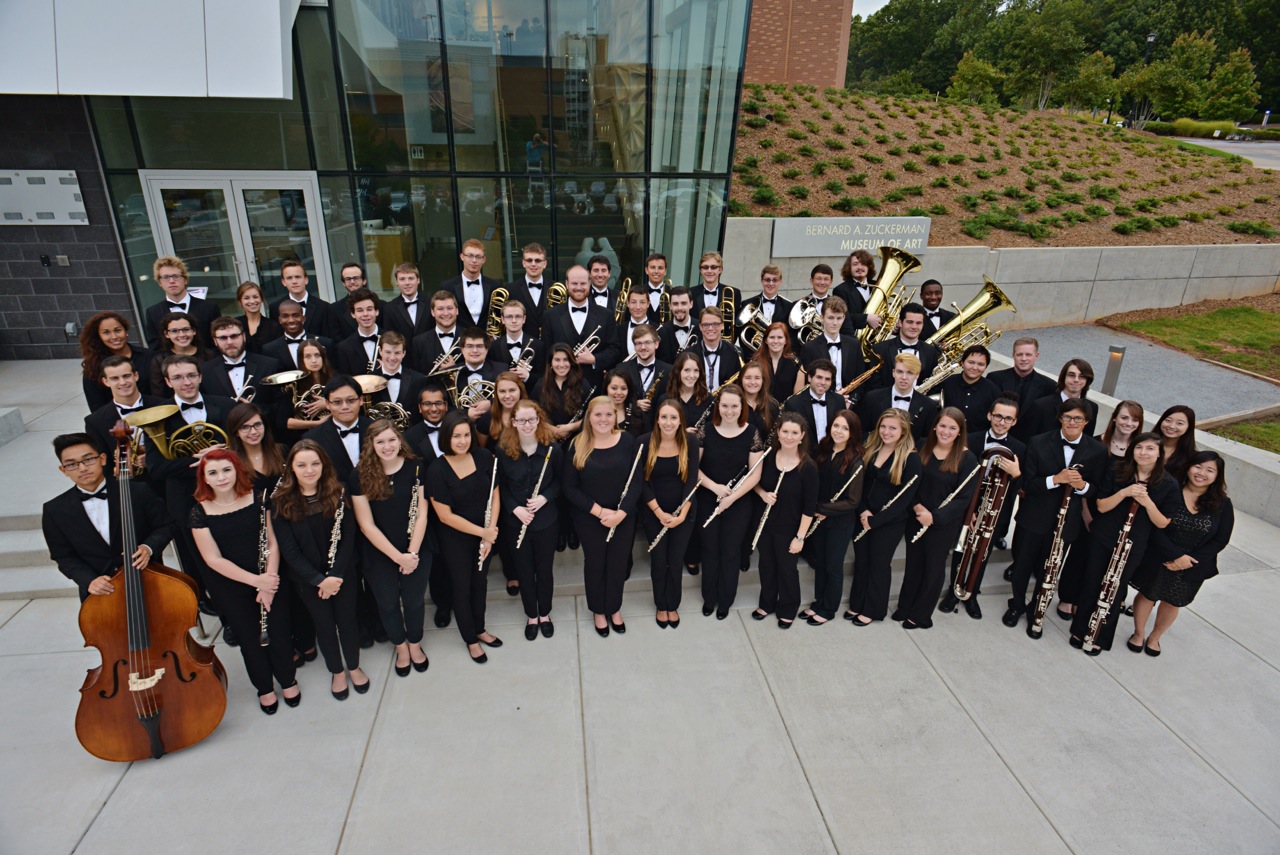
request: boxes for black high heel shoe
[610,619,627,634]
[259,693,279,715]
[282,682,301,708]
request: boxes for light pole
[1105,97,1113,125]
[1129,32,1157,128]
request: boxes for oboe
[910,461,983,544]
[703,448,773,528]
[406,463,421,537]
[605,448,644,542]
[516,448,553,549]
[803,462,863,540]
[853,474,919,543]
[255,485,275,647]
[478,457,498,571]
[647,481,701,551]
[751,465,788,551]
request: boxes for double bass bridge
[128,668,166,692]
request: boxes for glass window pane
[651,0,750,174]
[355,177,456,298]
[297,9,347,171]
[106,173,160,321]
[334,0,450,172]
[440,0,549,173]
[87,97,138,170]
[548,2,648,174]
[320,175,361,286]
[158,188,243,311]
[555,178,643,289]
[649,178,726,288]
[454,178,549,285]
[241,189,319,303]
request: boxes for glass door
[140,171,335,316]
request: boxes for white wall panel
[0,2,59,93]
[54,0,207,96]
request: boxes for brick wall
[0,95,134,360]
[744,0,855,88]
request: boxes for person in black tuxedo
[143,255,222,349]
[689,306,743,392]
[488,299,544,393]
[615,286,655,361]
[858,353,938,445]
[302,375,372,481]
[506,242,553,336]
[937,344,1001,435]
[987,337,1058,443]
[409,290,462,376]
[381,262,433,340]
[441,238,503,331]
[333,288,385,377]
[43,433,173,601]
[1001,397,1108,634]
[799,296,869,402]
[919,279,957,337]
[588,254,622,315]
[622,325,669,422]
[200,318,280,406]
[269,259,341,340]
[871,303,939,390]
[331,262,378,338]
[455,328,505,424]
[832,249,885,337]
[691,251,740,343]
[740,264,794,352]
[83,356,168,462]
[782,359,844,453]
[539,265,619,386]
[402,382,453,628]
[367,332,425,425]
[262,300,332,371]
[1024,358,1100,439]
[656,286,697,364]
[938,395,1026,619]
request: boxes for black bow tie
[423,423,440,433]
[675,325,690,332]
[1062,438,1079,448]
[380,372,400,380]
[571,306,588,314]
[167,301,188,310]
[828,342,840,352]
[894,395,912,403]
[926,310,939,317]
[811,396,826,405]
[285,335,304,343]
[117,403,143,413]
[508,342,522,352]
[80,488,108,502]
[899,346,917,354]
[438,331,454,340]
[180,401,204,411]
[649,287,664,294]
[336,425,359,439]
[761,297,775,304]
[403,299,417,307]
[465,280,480,288]
[225,361,245,369]
[987,434,1008,446]
[360,334,378,343]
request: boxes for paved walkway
[998,324,1280,420]
[3,360,1279,854]
[1176,138,1280,170]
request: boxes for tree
[1060,51,1118,115]
[1151,30,1217,118]
[947,52,1004,104]
[1000,0,1089,110]
[1202,47,1262,120]
[1117,61,1162,128]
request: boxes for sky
[853,0,892,17]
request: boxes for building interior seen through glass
[87,0,749,321]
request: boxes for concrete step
[0,514,42,533]
[0,565,77,599]
[0,529,49,570]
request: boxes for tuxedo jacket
[622,359,671,401]
[42,479,174,600]
[440,273,504,331]
[84,394,168,457]
[656,320,698,364]
[540,303,620,384]
[1016,431,1107,539]
[615,315,658,360]
[782,391,847,452]
[404,420,446,465]
[333,330,386,377]
[144,296,222,350]
[304,415,374,481]
[270,293,341,340]
[410,328,461,376]
[740,292,795,348]
[586,287,620,319]
[800,335,870,392]
[688,341,743,390]
[455,360,506,396]
[144,395,236,523]
[691,284,742,337]
[262,335,333,372]
[368,367,427,426]
[199,352,281,403]
[381,294,432,340]
[859,387,938,445]
[986,367,1058,444]
[966,428,1026,507]
[506,279,555,336]
[832,279,874,335]
[488,334,545,392]
[871,337,940,389]
[1025,392,1099,440]
[921,306,957,337]
[84,345,156,411]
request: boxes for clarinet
[560,384,597,443]
[751,465,788,551]
[516,447,553,549]
[803,462,863,540]
[605,448,644,542]
[1083,489,1143,652]
[853,474,919,543]
[703,448,773,528]
[255,484,277,647]
[478,458,498,571]
[1028,463,1084,638]
[910,461,983,544]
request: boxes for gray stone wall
[724,218,1280,327]
[0,95,134,360]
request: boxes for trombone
[486,288,509,339]
[612,278,632,324]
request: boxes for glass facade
[88,0,750,318]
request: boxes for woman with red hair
[191,448,299,714]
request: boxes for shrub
[824,179,843,193]
[900,185,924,197]
[1089,184,1120,201]
[1113,204,1133,216]
[1155,215,1182,227]
[743,116,768,129]
[786,185,810,199]
[902,160,923,173]
[882,170,897,181]
[887,146,904,156]
[798,144,817,157]
[1171,118,1238,138]
[1133,197,1162,213]
[752,186,780,206]
[1083,204,1109,218]
[975,169,994,179]
[758,138,773,149]
[1044,192,1083,208]
[931,176,950,188]
[846,173,869,186]
[824,138,847,150]
[728,199,750,215]
[832,156,855,169]
[883,190,906,202]
[811,161,830,175]
[906,206,929,217]
[1225,221,1279,237]
[948,154,968,165]
[831,195,880,212]
[786,128,807,140]
[928,203,949,215]
[925,154,947,166]
[1002,186,1026,199]
[772,151,794,164]
[741,99,761,114]
[861,153,885,164]
[1060,170,1085,182]
[781,168,801,179]
[1022,199,1042,213]
[1113,216,1159,235]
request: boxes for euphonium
[918,277,1016,394]
[857,245,922,361]
[612,278,632,324]
[486,287,509,339]
[787,296,824,344]
[736,304,770,353]
[546,282,568,308]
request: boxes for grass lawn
[1117,306,1280,381]
[1212,416,1280,454]
[1169,139,1242,159]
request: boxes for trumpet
[238,374,257,403]
[612,278,632,324]
[573,325,602,359]
[366,334,382,373]
[736,304,770,353]
[428,341,462,376]
[486,287,509,339]
[514,342,537,375]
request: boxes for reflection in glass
[132,90,309,171]
[158,188,243,311]
[453,178,550,286]
[554,178,643,288]
[108,173,159,315]
[321,175,360,285]
[297,10,347,171]
[352,177,458,297]
[241,189,317,302]
[87,97,138,170]
[649,179,727,289]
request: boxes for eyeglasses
[157,273,186,282]
[60,454,102,471]
[422,400,448,409]
[166,327,194,335]
[214,333,243,342]
[341,275,365,283]
[462,253,485,260]
[699,321,721,329]
[700,264,721,270]
[513,417,538,426]
[1061,415,1087,424]
[990,413,1015,423]
[462,342,486,349]
[239,421,265,432]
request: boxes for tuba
[857,245,922,361]
[918,277,1016,394]
[127,404,228,462]
[612,278,632,324]
[486,287,509,339]
[736,304,770,354]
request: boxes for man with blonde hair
[858,352,937,444]
[441,238,503,330]
[144,255,222,348]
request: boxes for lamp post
[1129,32,1157,129]
[1105,98,1113,125]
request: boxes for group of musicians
[46,245,1233,715]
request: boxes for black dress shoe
[479,635,503,648]
[656,617,669,628]
[412,654,429,673]
[777,618,793,629]
[668,616,680,629]
[222,624,239,647]
[938,594,958,614]
[1001,607,1023,628]
[740,562,750,573]
[352,677,371,694]
[1002,566,1014,581]
[716,610,729,620]
[331,685,349,701]
[890,609,906,622]
[1084,645,1102,657]
[595,623,610,638]
[1126,637,1144,653]
[702,604,715,617]
[995,538,1008,551]
[1143,641,1161,657]
[507,581,520,597]
[359,634,375,650]
[1026,624,1043,640]
[610,620,626,634]
[525,623,539,641]
[806,616,829,626]
[301,647,318,662]
[903,620,920,630]
[259,694,279,715]
[964,598,982,620]
[557,534,567,552]
[282,683,301,708]
[471,650,488,664]
[687,563,700,576]
[567,532,580,550]
[395,661,411,677]
[751,609,769,621]
[1069,635,1084,650]
[843,610,859,621]
[198,598,218,617]
[434,608,451,629]
[850,615,873,627]
[540,621,554,638]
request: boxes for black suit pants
[1070,537,1146,651]
[1007,528,1054,610]
[640,509,692,612]
[504,524,555,619]
[757,529,801,620]
[205,572,296,696]
[363,555,430,646]
[899,521,960,627]
[440,530,490,644]
[572,511,633,616]
[848,522,905,621]
[697,500,750,611]
[809,516,856,619]
[294,577,360,674]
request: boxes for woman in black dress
[750,412,819,628]
[428,410,502,663]
[1154,405,1197,482]
[497,400,563,640]
[737,361,779,573]
[190,448,298,713]
[272,440,367,699]
[752,322,803,401]
[639,399,700,628]
[538,344,588,552]
[800,410,864,625]
[847,408,922,625]
[564,397,645,637]
[350,419,430,677]
[694,384,767,619]
[1128,450,1233,656]
[606,368,647,436]
[79,310,155,409]
[285,341,334,437]
[148,312,212,395]
[1070,432,1180,654]
[661,351,711,433]
[236,280,280,354]
[897,407,978,629]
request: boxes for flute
[646,481,702,552]
[751,466,788,551]
[803,462,863,540]
[516,448,553,549]
[703,448,773,528]
[909,462,983,544]
[478,457,498,571]
[605,447,644,542]
[853,474,919,543]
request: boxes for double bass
[75,420,227,761]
